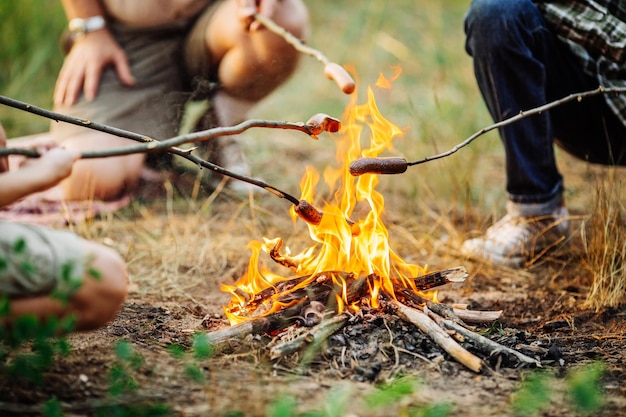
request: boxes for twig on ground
[387,297,484,373]
[438,316,541,368]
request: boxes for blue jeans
[464,0,626,205]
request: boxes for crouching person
[0,124,128,331]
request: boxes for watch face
[69,18,87,34]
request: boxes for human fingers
[39,147,81,180]
[236,0,257,29]
[112,49,136,87]
[54,53,86,107]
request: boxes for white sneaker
[461,205,570,267]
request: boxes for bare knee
[59,133,145,201]
[208,0,310,101]
[72,243,128,331]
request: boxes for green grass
[0,1,67,136]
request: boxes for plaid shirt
[536,0,626,125]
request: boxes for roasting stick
[0,95,333,225]
[348,85,626,176]
[252,13,356,94]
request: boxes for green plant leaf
[192,333,214,360]
[167,343,186,359]
[42,396,64,417]
[511,371,551,417]
[266,395,298,417]
[12,237,26,254]
[365,376,419,408]
[567,362,605,413]
[184,363,205,384]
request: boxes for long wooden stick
[0,95,342,204]
[388,298,484,373]
[253,14,355,94]
[349,86,626,176]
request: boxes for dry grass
[581,171,626,310]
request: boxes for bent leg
[196,0,310,102]
[58,132,145,201]
[1,222,128,331]
[464,0,607,204]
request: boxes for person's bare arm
[0,148,80,207]
[54,0,135,107]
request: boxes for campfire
[206,79,541,374]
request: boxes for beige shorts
[0,221,86,297]
[51,1,222,144]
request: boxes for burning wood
[205,268,522,373]
[207,84,541,375]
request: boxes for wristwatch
[68,15,106,39]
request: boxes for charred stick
[252,14,355,94]
[348,86,626,176]
[269,238,300,271]
[452,308,503,324]
[268,313,349,360]
[205,302,305,350]
[230,273,367,321]
[412,266,467,291]
[439,318,541,368]
[387,297,484,373]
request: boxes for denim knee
[464,0,543,57]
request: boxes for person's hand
[236,0,280,30]
[21,146,81,187]
[54,29,136,107]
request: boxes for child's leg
[1,222,128,331]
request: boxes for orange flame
[222,80,429,324]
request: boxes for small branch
[439,318,541,368]
[268,313,349,359]
[452,308,503,324]
[349,86,626,176]
[253,14,355,94]
[0,95,341,205]
[387,298,484,373]
[407,86,626,167]
[412,266,467,291]
[204,303,305,352]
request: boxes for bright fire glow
[222,78,430,324]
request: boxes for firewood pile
[204,263,543,377]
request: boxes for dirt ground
[0,182,624,417]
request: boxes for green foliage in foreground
[511,363,606,417]
[264,376,452,417]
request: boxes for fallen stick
[452,308,503,324]
[268,313,349,359]
[387,298,484,373]
[412,266,467,291]
[439,317,541,368]
[204,303,304,351]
